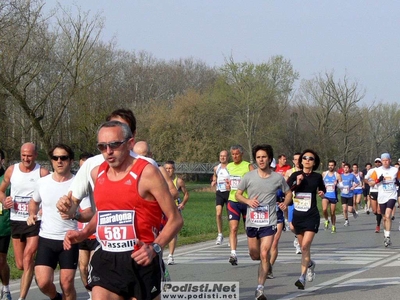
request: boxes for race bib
[230,176,241,191]
[97,210,137,252]
[249,206,269,226]
[341,185,350,195]
[325,183,335,193]
[13,196,30,217]
[382,180,395,192]
[217,180,227,192]
[293,193,312,212]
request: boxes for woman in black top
[280,149,325,290]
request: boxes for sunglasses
[302,156,315,161]
[97,140,128,152]
[51,155,69,161]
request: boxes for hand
[248,196,259,208]
[63,230,83,250]
[296,174,304,185]
[278,202,287,211]
[3,196,13,209]
[57,191,73,215]
[26,215,37,226]
[131,240,156,266]
[376,174,384,184]
[318,190,325,198]
[177,203,185,210]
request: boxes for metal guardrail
[173,163,215,174]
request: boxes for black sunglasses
[51,155,69,161]
[302,156,315,161]
[97,140,128,152]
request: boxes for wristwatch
[73,211,81,221]
[152,243,162,255]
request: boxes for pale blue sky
[45,1,400,105]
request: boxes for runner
[211,150,230,245]
[236,144,291,300]
[362,163,372,214]
[352,163,364,212]
[339,163,360,226]
[368,153,400,247]
[321,160,341,233]
[365,158,383,233]
[281,149,326,290]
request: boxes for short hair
[230,145,244,153]
[164,160,175,168]
[97,121,133,140]
[352,163,358,168]
[79,152,94,161]
[365,163,372,167]
[328,160,336,166]
[106,108,136,135]
[293,152,301,157]
[278,154,286,159]
[48,143,75,160]
[344,163,351,168]
[252,144,274,165]
[299,149,320,171]
[0,149,4,160]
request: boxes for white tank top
[216,164,230,192]
[10,163,41,221]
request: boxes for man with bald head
[0,142,49,300]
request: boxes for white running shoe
[294,237,301,254]
[344,220,349,226]
[384,237,391,247]
[255,287,267,300]
[306,260,316,282]
[216,234,223,245]
[167,255,175,265]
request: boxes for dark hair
[365,163,372,167]
[352,163,358,168]
[106,108,136,135]
[344,163,351,168]
[0,149,4,160]
[165,160,175,166]
[48,143,75,160]
[252,144,274,165]
[328,160,336,166]
[0,149,5,177]
[299,149,320,171]
[278,154,286,159]
[79,152,94,161]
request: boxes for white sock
[218,233,223,236]
[257,284,263,290]
[231,250,236,256]
[2,285,10,292]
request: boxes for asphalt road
[9,210,400,299]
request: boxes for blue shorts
[353,189,363,195]
[227,200,247,222]
[288,204,294,223]
[246,226,276,239]
[323,197,338,204]
[277,207,284,224]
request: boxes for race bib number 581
[97,210,137,252]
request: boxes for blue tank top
[323,172,337,199]
[341,173,358,197]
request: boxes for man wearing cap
[365,158,383,233]
[368,153,400,247]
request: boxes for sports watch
[152,243,162,255]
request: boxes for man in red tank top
[64,121,183,300]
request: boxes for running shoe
[167,255,175,265]
[344,220,349,226]
[391,216,395,221]
[229,254,238,265]
[384,237,391,247]
[352,210,358,219]
[375,225,380,233]
[255,287,267,300]
[216,234,224,245]
[295,277,306,290]
[306,260,316,282]
[366,209,370,215]
[1,291,12,300]
[295,244,302,254]
[267,265,274,279]
[331,225,336,233]
[324,220,330,230]
[293,236,299,248]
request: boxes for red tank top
[94,158,162,244]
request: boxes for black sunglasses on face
[302,156,315,161]
[51,155,69,161]
[97,140,127,152]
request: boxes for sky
[44,1,400,105]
